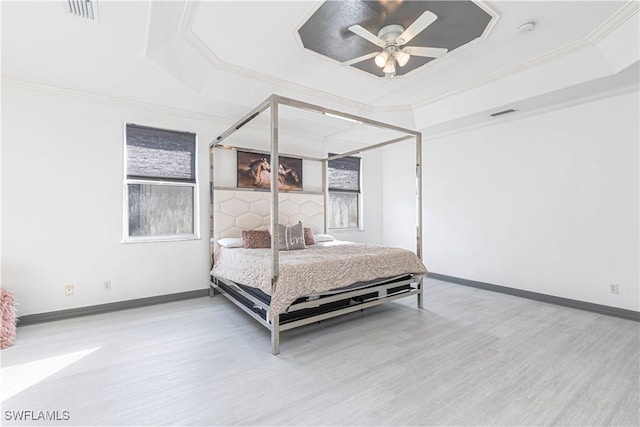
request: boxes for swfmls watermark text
[4,410,70,422]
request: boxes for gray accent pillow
[278,223,307,251]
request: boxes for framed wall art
[236,150,302,191]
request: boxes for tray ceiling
[297,1,493,77]
[1,0,637,135]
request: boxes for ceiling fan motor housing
[378,24,405,45]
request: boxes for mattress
[211,240,428,319]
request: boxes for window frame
[122,123,200,243]
[327,154,363,231]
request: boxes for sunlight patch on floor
[1,347,100,402]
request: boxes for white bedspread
[211,241,428,319]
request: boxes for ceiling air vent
[490,108,519,117]
[67,0,98,21]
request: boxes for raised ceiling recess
[298,1,493,78]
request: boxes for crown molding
[1,78,231,123]
[1,78,400,146]
[422,82,639,141]
[587,0,639,44]
[475,0,501,39]
[412,1,639,110]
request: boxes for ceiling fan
[344,11,448,77]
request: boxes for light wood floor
[2,278,638,426]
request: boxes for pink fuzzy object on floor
[1,289,17,349]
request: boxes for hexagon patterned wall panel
[212,190,324,248]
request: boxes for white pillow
[313,234,335,242]
[217,238,244,248]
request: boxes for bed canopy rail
[212,95,421,150]
[209,94,424,354]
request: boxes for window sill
[328,228,365,233]
[122,235,201,244]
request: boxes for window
[124,124,198,241]
[327,154,361,229]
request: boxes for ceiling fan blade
[348,25,387,48]
[342,52,379,66]
[397,11,438,45]
[405,46,448,58]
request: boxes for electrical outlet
[609,284,619,295]
[104,281,111,291]
[65,284,74,296]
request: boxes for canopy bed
[209,95,426,355]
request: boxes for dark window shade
[328,153,360,193]
[126,124,196,183]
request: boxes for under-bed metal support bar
[286,278,418,312]
[214,277,270,312]
[214,275,423,354]
[280,288,421,331]
[214,282,272,328]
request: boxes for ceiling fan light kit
[374,51,390,67]
[383,58,396,74]
[395,49,410,67]
[345,10,448,78]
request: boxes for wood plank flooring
[2,278,638,426]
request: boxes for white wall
[381,141,420,252]
[1,84,226,315]
[423,90,639,311]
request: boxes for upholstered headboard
[212,189,324,247]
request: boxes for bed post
[417,277,424,309]
[270,96,281,355]
[322,159,328,234]
[270,95,280,281]
[271,314,280,355]
[416,133,424,309]
[209,139,215,296]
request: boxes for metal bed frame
[210,94,423,355]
